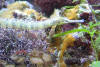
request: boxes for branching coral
[58,34,76,67]
[59,34,76,61]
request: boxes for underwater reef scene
[0,0,100,67]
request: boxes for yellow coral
[24,8,42,20]
[48,25,62,50]
[0,2,44,20]
[0,10,14,18]
[7,1,30,10]
[58,34,76,67]
[59,60,67,67]
[0,1,30,18]
[59,34,76,62]
[63,5,79,20]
